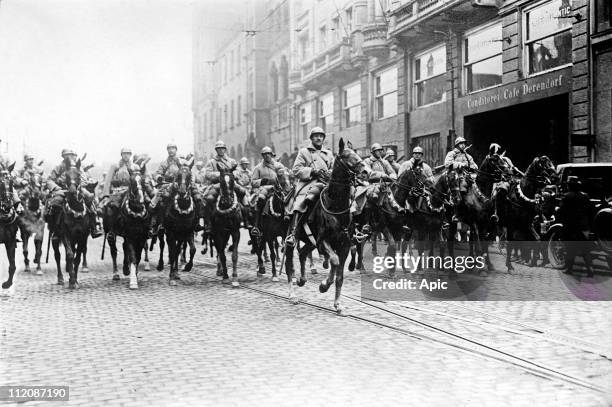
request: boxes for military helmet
[240,157,250,164]
[309,127,325,139]
[261,146,274,156]
[24,153,34,160]
[412,146,424,154]
[454,137,467,146]
[195,160,204,166]
[370,143,384,154]
[166,143,177,149]
[489,143,501,155]
[61,148,76,157]
[121,147,132,154]
[385,148,396,157]
[215,140,227,149]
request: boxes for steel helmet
[412,146,424,154]
[121,147,132,154]
[61,148,76,157]
[489,143,501,155]
[454,137,467,146]
[261,146,274,156]
[167,143,177,149]
[370,143,384,154]
[385,148,396,157]
[214,140,227,149]
[24,153,34,160]
[240,157,249,164]
[309,127,326,139]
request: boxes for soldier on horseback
[384,148,400,174]
[202,140,251,233]
[285,127,333,248]
[45,148,103,238]
[99,147,152,234]
[149,143,204,236]
[14,153,44,202]
[398,146,434,213]
[444,137,478,222]
[193,160,206,187]
[250,146,287,236]
[235,157,252,192]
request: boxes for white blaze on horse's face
[134,175,144,203]
[224,174,230,185]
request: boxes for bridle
[319,151,363,216]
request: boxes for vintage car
[544,163,612,271]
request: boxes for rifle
[45,230,52,264]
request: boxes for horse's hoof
[183,263,193,272]
[36,269,43,276]
[222,278,231,284]
[112,273,120,281]
[81,267,89,273]
[156,263,164,271]
[231,281,240,288]
[297,277,306,287]
[123,266,130,276]
[319,282,329,293]
[271,276,279,282]
[129,282,138,290]
[2,281,12,289]
[348,263,355,272]
[479,271,489,277]
[143,263,151,271]
[336,308,346,317]
[57,280,64,286]
[258,267,266,275]
[289,296,299,305]
[310,268,318,275]
[68,283,76,289]
[24,266,31,273]
[169,279,177,286]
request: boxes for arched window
[279,55,289,99]
[269,62,278,103]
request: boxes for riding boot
[89,213,103,239]
[252,197,266,236]
[241,205,252,230]
[285,212,301,248]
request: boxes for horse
[394,167,451,273]
[18,169,46,275]
[50,159,90,289]
[499,155,557,271]
[252,170,291,281]
[0,162,20,290]
[211,168,242,286]
[284,138,367,315]
[447,167,493,276]
[164,161,197,286]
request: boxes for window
[524,0,572,75]
[319,92,334,132]
[300,103,311,140]
[343,81,361,128]
[375,67,398,119]
[299,32,310,60]
[332,16,340,42]
[464,22,503,93]
[319,25,327,52]
[596,0,612,32]
[345,7,353,33]
[414,45,446,107]
[411,133,442,167]
[230,100,235,128]
[237,95,241,126]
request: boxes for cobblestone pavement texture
[1,231,611,406]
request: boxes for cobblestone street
[1,233,612,406]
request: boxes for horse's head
[0,162,16,215]
[175,160,193,197]
[64,158,83,201]
[335,138,368,179]
[526,155,557,185]
[445,169,464,205]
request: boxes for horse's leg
[183,234,196,272]
[357,240,366,273]
[51,235,63,285]
[180,241,187,264]
[255,235,266,277]
[168,236,178,286]
[231,231,240,287]
[127,240,138,289]
[156,233,165,271]
[22,228,31,273]
[383,227,396,276]
[348,244,356,272]
[263,243,269,262]
[34,233,44,274]
[63,236,76,289]
[285,244,297,303]
[268,238,278,281]
[506,226,514,272]
[319,240,339,294]
[2,239,17,289]
[334,247,350,316]
[73,239,83,286]
[108,233,119,280]
[371,233,378,257]
[122,240,131,276]
[143,239,151,271]
[296,244,311,287]
[81,240,89,272]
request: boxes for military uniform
[235,168,253,191]
[289,142,333,213]
[444,148,478,171]
[250,154,288,233]
[14,163,44,203]
[193,166,206,187]
[398,158,434,185]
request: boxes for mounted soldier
[149,143,204,236]
[193,160,206,187]
[99,147,152,234]
[235,157,252,192]
[250,146,287,236]
[398,146,434,212]
[202,140,250,232]
[45,148,103,238]
[363,143,397,200]
[284,127,333,247]
[384,148,400,174]
[444,137,478,172]
[14,153,44,202]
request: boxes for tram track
[189,260,608,395]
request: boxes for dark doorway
[464,94,569,171]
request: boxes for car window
[562,167,612,199]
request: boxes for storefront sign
[462,67,570,113]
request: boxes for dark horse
[0,162,20,290]
[164,160,197,286]
[498,156,557,271]
[19,168,46,275]
[394,167,452,273]
[104,162,151,289]
[211,168,242,286]
[50,159,89,289]
[284,139,367,315]
[252,170,291,281]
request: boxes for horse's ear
[81,153,87,162]
[76,159,81,169]
[38,160,44,166]
[500,151,506,158]
[8,162,15,172]
[188,158,194,170]
[339,138,345,153]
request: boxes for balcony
[361,22,390,59]
[294,39,360,91]
[389,0,468,36]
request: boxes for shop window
[464,21,503,93]
[300,103,311,140]
[524,0,572,75]
[343,81,361,128]
[375,66,398,119]
[319,92,334,133]
[414,45,447,107]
